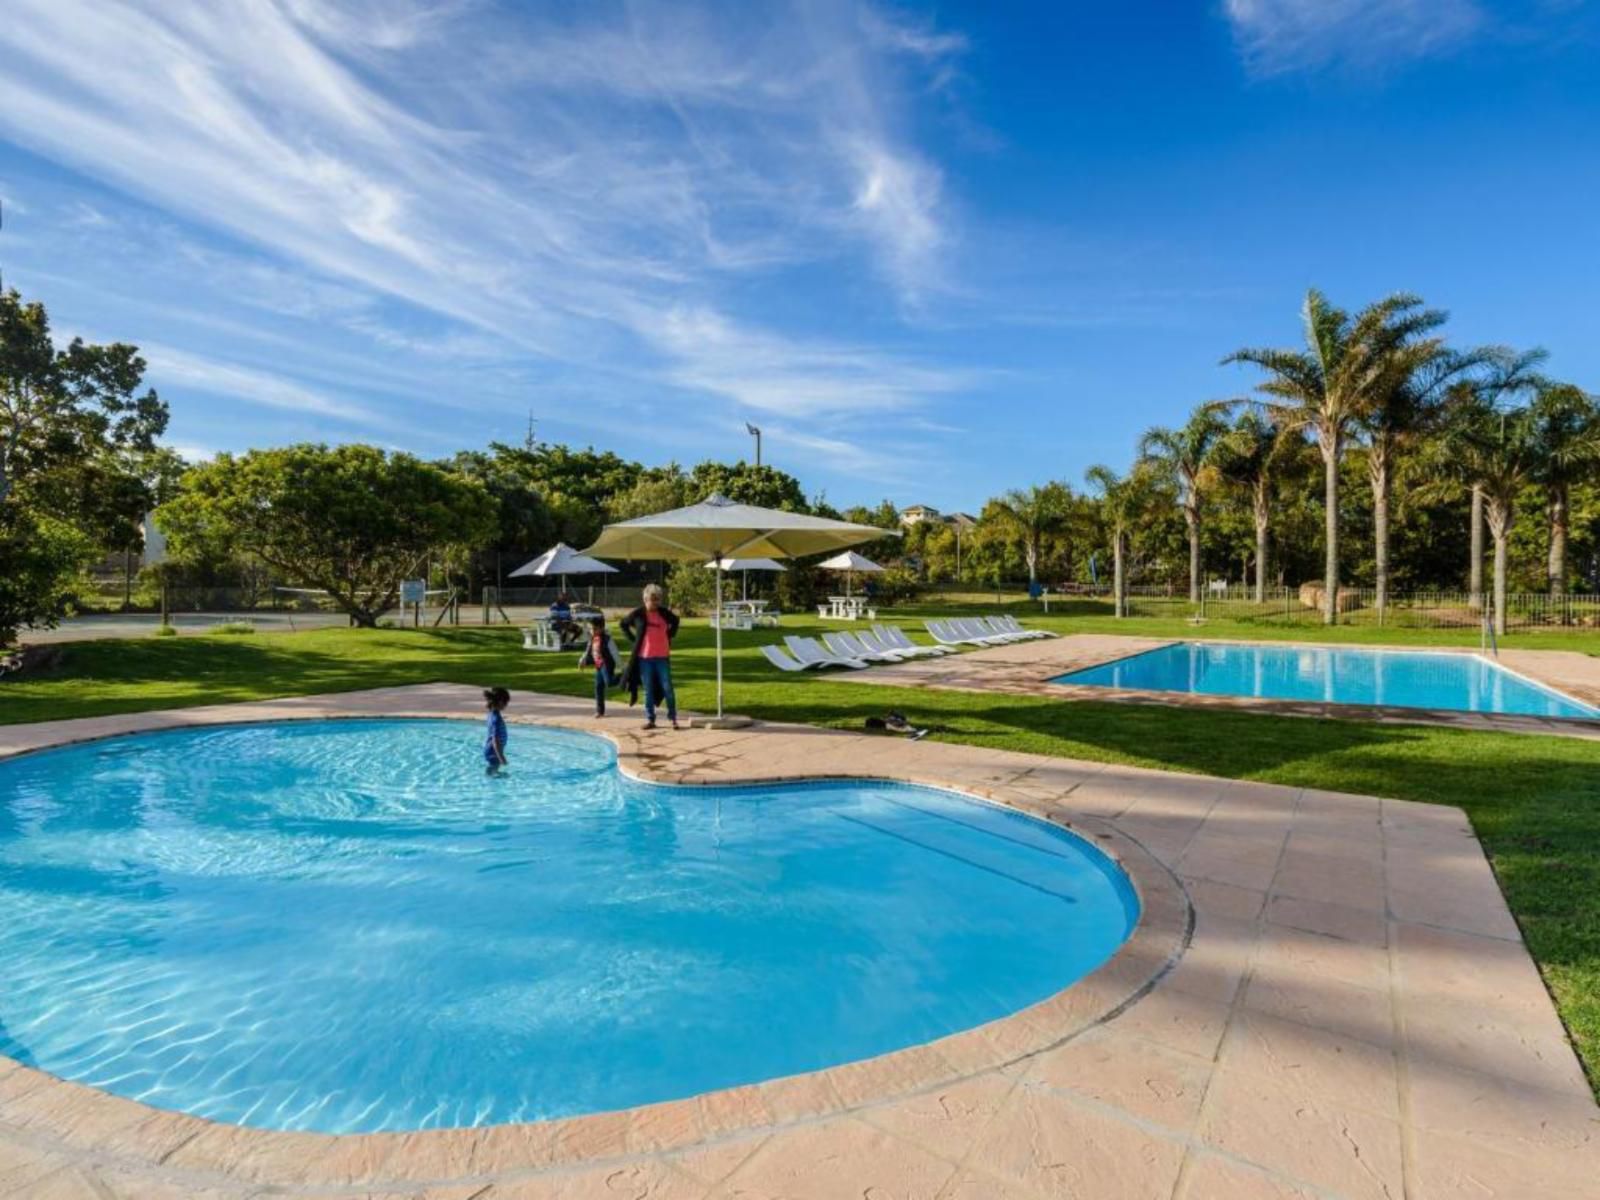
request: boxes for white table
[715,599,776,630]
[821,596,869,620]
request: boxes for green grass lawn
[4,607,1599,1095]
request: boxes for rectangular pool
[1052,642,1599,721]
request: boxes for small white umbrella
[706,556,786,601]
[817,549,885,596]
[508,542,618,594]
[585,494,894,724]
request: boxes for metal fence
[1122,586,1600,630]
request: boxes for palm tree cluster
[1107,289,1599,629]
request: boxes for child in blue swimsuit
[483,687,510,773]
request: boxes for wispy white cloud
[0,0,972,480]
[142,343,385,426]
[1224,0,1486,74]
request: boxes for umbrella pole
[715,562,725,719]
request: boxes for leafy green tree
[1529,384,1600,595]
[1,288,169,644]
[1227,290,1450,623]
[158,444,496,626]
[607,465,692,521]
[1085,462,1164,616]
[1139,405,1228,603]
[1212,409,1300,602]
[983,482,1075,587]
[1438,356,1548,633]
[686,461,809,511]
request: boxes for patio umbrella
[816,549,885,596]
[508,542,618,594]
[706,556,786,601]
[585,494,894,725]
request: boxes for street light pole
[745,423,762,467]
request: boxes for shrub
[209,621,256,635]
[154,624,178,638]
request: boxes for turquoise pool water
[0,720,1137,1133]
[1054,642,1598,720]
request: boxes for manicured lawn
[4,609,1598,1094]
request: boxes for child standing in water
[483,687,510,773]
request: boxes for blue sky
[1,1,1595,512]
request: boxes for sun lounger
[979,616,1038,641]
[857,628,930,660]
[761,644,831,672]
[980,618,1037,643]
[785,634,870,669]
[993,614,1054,639]
[950,618,1017,645]
[828,630,913,663]
[865,627,941,658]
[874,625,953,657]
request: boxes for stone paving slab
[836,631,1600,739]
[1,685,1595,1199]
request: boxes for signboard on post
[400,579,426,606]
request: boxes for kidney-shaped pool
[0,719,1137,1133]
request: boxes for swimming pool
[0,720,1137,1134]
[1053,642,1599,720]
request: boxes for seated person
[548,593,579,646]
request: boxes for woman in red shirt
[620,584,681,730]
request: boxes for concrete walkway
[1,686,1595,1198]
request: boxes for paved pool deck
[1,684,1596,1199]
[838,632,1600,740]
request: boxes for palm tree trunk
[1487,497,1512,637]
[1186,507,1201,605]
[1319,427,1341,625]
[1113,531,1126,618]
[1370,450,1390,619]
[1469,485,1484,608]
[1253,480,1269,605]
[1548,483,1568,598]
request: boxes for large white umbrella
[585,494,894,725]
[508,542,618,594]
[706,556,786,602]
[817,549,885,596]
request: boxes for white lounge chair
[761,644,829,672]
[949,618,1015,645]
[868,626,947,658]
[993,614,1054,639]
[785,634,870,669]
[926,619,978,647]
[979,616,1038,641]
[828,630,912,663]
[976,618,1034,643]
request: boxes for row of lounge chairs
[926,615,1057,646]
[761,625,955,672]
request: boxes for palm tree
[1226,289,1451,624]
[1139,405,1228,604]
[1529,383,1600,597]
[1438,351,1547,634]
[1212,408,1291,603]
[1360,336,1477,617]
[1085,462,1162,617]
[988,482,1073,588]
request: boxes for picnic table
[521,606,601,651]
[819,595,870,621]
[715,599,778,630]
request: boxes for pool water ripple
[0,719,1137,1133]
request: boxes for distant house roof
[902,504,939,516]
[946,511,977,527]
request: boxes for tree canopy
[158,445,496,626]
